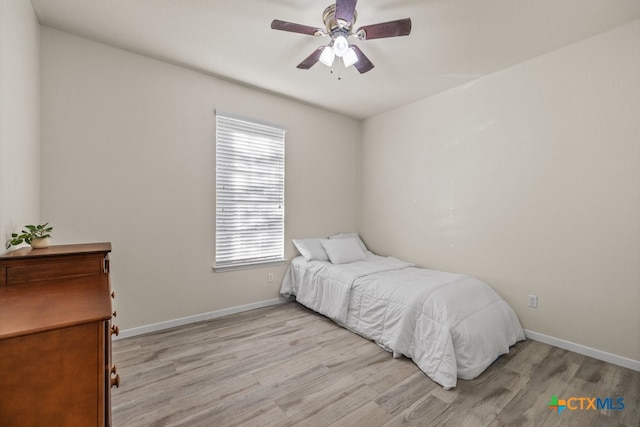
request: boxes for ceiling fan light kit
[271,0,411,75]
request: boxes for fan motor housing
[323,4,357,33]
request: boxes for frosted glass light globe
[333,35,349,57]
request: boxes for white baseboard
[524,329,640,372]
[114,297,291,340]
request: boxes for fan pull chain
[329,65,343,81]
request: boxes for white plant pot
[30,237,51,249]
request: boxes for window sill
[213,259,288,273]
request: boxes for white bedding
[280,252,525,389]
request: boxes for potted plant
[5,223,54,249]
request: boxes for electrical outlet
[267,272,274,283]
[528,294,538,308]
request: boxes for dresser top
[0,242,111,261]
[0,275,112,339]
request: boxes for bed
[280,233,525,389]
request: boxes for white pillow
[292,238,329,261]
[321,238,367,264]
[328,232,368,253]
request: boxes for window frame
[214,110,286,271]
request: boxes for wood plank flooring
[112,302,639,426]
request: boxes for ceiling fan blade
[271,19,322,36]
[335,0,358,25]
[297,47,325,69]
[356,18,412,40]
[349,45,374,74]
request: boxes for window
[215,111,285,270]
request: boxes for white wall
[0,0,40,253]
[40,28,361,330]
[361,21,640,361]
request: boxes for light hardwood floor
[112,302,639,426]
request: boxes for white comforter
[280,252,525,389]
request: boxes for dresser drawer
[5,256,104,284]
[0,267,5,285]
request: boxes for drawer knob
[111,374,120,388]
[110,325,120,336]
[111,365,117,375]
[112,310,117,318]
[111,291,116,299]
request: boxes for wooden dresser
[0,243,118,426]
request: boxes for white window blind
[215,111,285,269]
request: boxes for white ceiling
[31,0,640,120]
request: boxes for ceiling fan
[271,0,411,74]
